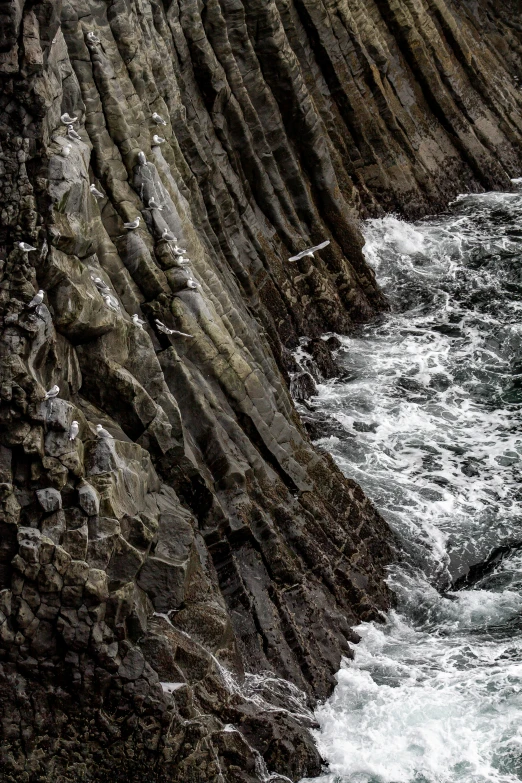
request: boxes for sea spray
[301,185,522,783]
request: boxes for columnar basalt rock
[0,0,520,781]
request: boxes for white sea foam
[301,191,522,783]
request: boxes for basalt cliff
[0,1,521,781]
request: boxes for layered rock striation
[0,1,520,781]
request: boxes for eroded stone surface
[0,0,520,781]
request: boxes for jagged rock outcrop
[0,1,520,781]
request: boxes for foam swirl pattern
[304,184,522,783]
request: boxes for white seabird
[186,278,199,290]
[103,294,119,311]
[132,314,146,329]
[68,421,79,441]
[92,276,110,292]
[176,257,191,266]
[67,126,81,141]
[28,289,44,308]
[61,145,72,157]
[155,319,193,338]
[161,229,177,242]
[152,135,165,145]
[288,240,330,262]
[96,424,112,439]
[123,217,141,230]
[137,151,147,165]
[172,245,186,255]
[19,242,37,252]
[61,113,77,125]
[86,32,100,44]
[148,198,163,210]
[90,184,104,199]
[152,112,167,125]
[44,385,60,400]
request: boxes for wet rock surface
[0,0,520,781]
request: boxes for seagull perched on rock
[186,278,199,290]
[96,424,112,439]
[161,229,177,242]
[61,145,72,157]
[172,245,186,256]
[152,135,165,145]
[155,319,193,338]
[90,184,104,199]
[68,421,79,441]
[103,294,119,311]
[19,242,37,252]
[61,113,77,125]
[44,385,60,400]
[132,313,146,329]
[91,275,110,294]
[152,112,167,125]
[123,217,141,230]
[67,126,81,141]
[28,289,44,308]
[288,240,330,262]
[148,198,163,210]
[176,257,191,266]
[86,32,100,44]
[137,151,147,165]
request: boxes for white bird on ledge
[123,217,141,230]
[152,112,167,125]
[28,290,44,308]
[44,385,60,400]
[96,424,112,439]
[132,314,146,329]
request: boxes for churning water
[302,184,522,783]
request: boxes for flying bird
[96,424,112,439]
[86,32,100,44]
[28,289,44,308]
[19,242,36,252]
[68,421,79,441]
[132,314,146,329]
[67,126,81,141]
[61,113,77,125]
[152,112,167,125]
[103,294,119,311]
[44,385,60,400]
[161,229,177,242]
[123,217,140,230]
[137,151,147,165]
[288,240,330,262]
[148,198,163,210]
[155,319,193,338]
[90,184,104,199]
[152,135,165,145]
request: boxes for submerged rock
[0,0,520,781]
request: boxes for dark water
[301,183,522,783]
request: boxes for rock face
[0,1,520,781]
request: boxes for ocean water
[301,183,522,783]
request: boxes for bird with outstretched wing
[288,239,330,262]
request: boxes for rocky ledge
[0,1,520,781]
